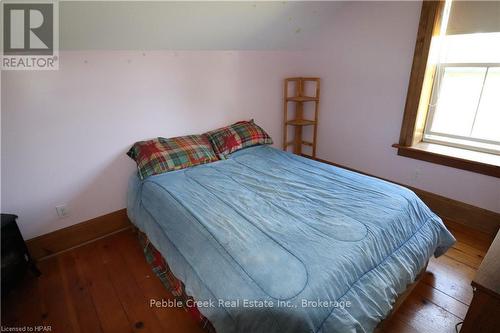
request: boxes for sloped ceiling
[447,1,500,35]
[60,1,345,50]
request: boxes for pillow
[205,120,273,158]
[127,134,218,179]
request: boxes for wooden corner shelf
[286,96,319,102]
[286,119,316,126]
[283,77,320,158]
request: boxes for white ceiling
[59,1,345,50]
[447,1,500,35]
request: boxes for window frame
[423,63,500,155]
[394,0,500,178]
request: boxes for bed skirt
[137,230,217,333]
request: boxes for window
[424,32,500,155]
[395,0,500,178]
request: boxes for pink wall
[301,1,500,213]
[1,51,304,239]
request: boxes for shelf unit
[283,77,320,158]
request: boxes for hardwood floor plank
[379,315,421,333]
[451,240,486,262]
[424,255,476,305]
[37,257,77,333]
[444,220,494,253]
[389,288,463,333]
[76,241,134,333]
[111,230,205,333]
[98,235,166,333]
[412,281,469,319]
[444,247,482,270]
[59,251,104,333]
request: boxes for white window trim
[423,62,500,155]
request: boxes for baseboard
[410,189,499,236]
[26,209,132,260]
[310,156,500,236]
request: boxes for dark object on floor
[1,214,40,297]
[461,229,500,333]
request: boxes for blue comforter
[127,145,455,333]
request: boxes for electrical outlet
[413,167,422,182]
[55,205,70,218]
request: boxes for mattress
[127,145,455,333]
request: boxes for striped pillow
[205,120,273,158]
[127,135,218,179]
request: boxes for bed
[127,145,455,333]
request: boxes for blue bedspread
[127,145,455,333]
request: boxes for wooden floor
[2,220,494,333]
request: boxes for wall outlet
[413,167,422,182]
[55,205,70,218]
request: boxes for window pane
[436,33,500,64]
[471,68,500,142]
[429,67,485,137]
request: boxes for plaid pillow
[205,120,273,158]
[127,135,218,179]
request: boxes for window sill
[393,142,500,178]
